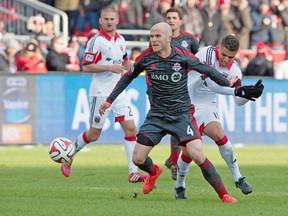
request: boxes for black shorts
[137,109,201,146]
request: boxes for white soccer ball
[48,137,75,164]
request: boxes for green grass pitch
[0,144,287,216]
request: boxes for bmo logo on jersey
[150,72,182,82]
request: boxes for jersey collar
[99,28,121,41]
[215,45,234,70]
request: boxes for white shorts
[89,91,134,129]
[194,108,221,134]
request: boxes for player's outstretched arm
[190,60,232,87]
[206,77,237,96]
[206,78,264,106]
[205,77,249,106]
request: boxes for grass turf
[0,144,287,216]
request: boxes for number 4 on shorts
[186,125,194,136]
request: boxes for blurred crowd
[0,0,288,79]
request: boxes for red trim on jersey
[115,115,125,122]
[82,132,89,144]
[122,70,133,79]
[200,74,207,80]
[174,47,197,60]
[188,104,201,139]
[145,72,151,86]
[232,78,242,88]
[215,45,234,70]
[99,28,121,41]
[83,52,101,65]
[106,99,112,104]
[123,56,128,62]
[124,136,137,141]
[135,47,153,63]
[199,122,205,135]
[215,136,228,146]
[94,52,102,64]
[181,154,193,163]
[180,30,199,43]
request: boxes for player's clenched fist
[234,79,264,101]
[109,64,126,74]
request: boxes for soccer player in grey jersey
[164,7,200,180]
[100,22,239,203]
[166,7,199,54]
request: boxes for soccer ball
[48,137,75,164]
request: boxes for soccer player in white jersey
[174,35,264,199]
[61,6,147,183]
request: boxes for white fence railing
[0,0,68,43]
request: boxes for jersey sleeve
[187,55,229,87]
[195,47,207,61]
[190,38,200,54]
[206,77,235,95]
[121,35,129,62]
[82,37,102,66]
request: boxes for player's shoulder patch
[85,53,95,62]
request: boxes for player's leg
[120,119,147,183]
[113,93,147,183]
[61,126,101,177]
[186,139,237,203]
[165,135,181,180]
[74,127,102,154]
[74,96,107,153]
[174,147,191,199]
[203,121,252,195]
[134,118,165,194]
[61,96,106,177]
[133,137,162,194]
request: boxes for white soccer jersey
[83,29,128,97]
[188,45,243,110]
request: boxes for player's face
[99,11,119,33]
[150,27,170,53]
[165,12,182,33]
[218,46,237,67]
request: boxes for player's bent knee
[132,157,143,166]
[191,151,206,165]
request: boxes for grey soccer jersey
[106,47,229,117]
[170,30,199,54]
